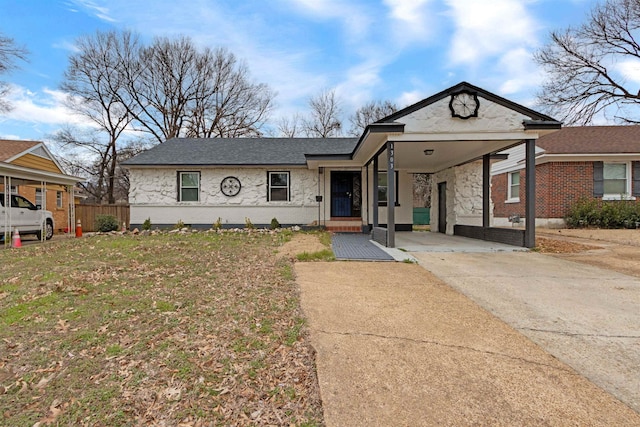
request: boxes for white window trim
[506,171,520,203]
[178,171,200,202]
[602,162,636,200]
[56,191,63,208]
[267,171,290,202]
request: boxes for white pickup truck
[1,193,54,240]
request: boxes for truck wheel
[37,220,54,240]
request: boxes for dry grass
[0,231,323,426]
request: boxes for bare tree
[184,47,274,138]
[348,100,398,136]
[535,0,640,124]
[61,30,138,203]
[0,33,28,113]
[52,128,113,204]
[303,89,343,137]
[277,113,303,137]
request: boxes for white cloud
[384,0,435,43]
[397,90,424,108]
[4,85,89,127]
[68,0,116,22]
[446,0,539,66]
[616,59,640,84]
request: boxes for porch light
[423,149,434,156]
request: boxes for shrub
[213,217,223,230]
[142,217,152,231]
[565,197,640,229]
[270,217,281,230]
[245,217,254,229]
[95,214,120,232]
[174,219,186,229]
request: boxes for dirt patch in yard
[537,229,640,278]
[277,233,328,260]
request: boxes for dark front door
[331,172,362,217]
[438,182,447,233]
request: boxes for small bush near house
[270,217,281,230]
[245,217,255,229]
[142,217,152,231]
[565,197,640,228]
[95,214,120,232]
[174,219,186,229]
[213,217,223,230]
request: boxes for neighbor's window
[35,189,43,208]
[507,171,520,202]
[377,171,399,206]
[178,172,200,202]
[268,171,289,201]
[603,163,628,196]
[56,191,63,208]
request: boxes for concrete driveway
[296,261,640,426]
[412,251,640,414]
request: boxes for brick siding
[492,161,639,219]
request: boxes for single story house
[0,139,82,237]
[491,126,640,228]
[124,82,561,248]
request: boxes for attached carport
[1,161,82,246]
[353,82,561,248]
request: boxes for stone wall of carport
[431,160,486,234]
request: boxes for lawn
[0,230,324,426]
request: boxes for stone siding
[129,167,320,227]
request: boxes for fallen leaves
[0,232,323,426]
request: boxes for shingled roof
[122,137,359,166]
[537,126,640,154]
[0,139,40,162]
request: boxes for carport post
[483,154,490,228]
[525,139,536,248]
[373,155,379,227]
[387,141,395,248]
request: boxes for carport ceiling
[375,138,523,173]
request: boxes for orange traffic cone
[75,219,83,238]
[12,228,22,248]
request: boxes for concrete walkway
[296,261,640,426]
[414,251,640,414]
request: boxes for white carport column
[483,154,490,228]
[387,141,395,248]
[373,156,379,227]
[525,139,536,248]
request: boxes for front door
[438,182,447,234]
[331,172,362,217]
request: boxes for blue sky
[0,0,598,142]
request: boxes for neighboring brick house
[0,139,77,233]
[491,126,640,227]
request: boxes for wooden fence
[75,204,130,232]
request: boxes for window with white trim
[603,163,629,198]
[268,171,289,201]
[507,171,520,202]
[178,172,200,202]
[56,191,63,208]
[35,189,43,208]
[377,171,399,206]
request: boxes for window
[35,189,43,208]
[603,163,628,196]
[507,171,520,202]
[56,191,63,208]
[10,186,17,194]
[178,172,200,202]
[268,172,289,201]
[377,171,399,206]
